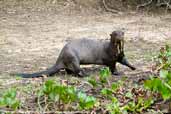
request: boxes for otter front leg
[109,63,120,75]
[118,57,136,70]
[65,69,73,74]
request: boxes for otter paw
[112,71,121,75]
[78,71,89,77]
[131,67,136,70]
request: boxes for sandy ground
[0,9,171,77]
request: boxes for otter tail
[17,64,62,78]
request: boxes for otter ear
[111,31,117,37]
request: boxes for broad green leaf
[77,91,87,102]
[160,83,171,100]
[111,97,118,103]
[111,83,118,91]
[84,96,96,109]
[101,88,113,96]
[125,91,133,99]
[144,78,162,92]
[88,78,98,87]
[100,67,110,78]
[160,69,168,79]
[11,100,20,110]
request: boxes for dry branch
[157,0,171,10]
[137,0,153,10]
[137,0,171,11]
[102,0,120,14]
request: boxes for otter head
[110,30,124,43]
[110,30,125,55]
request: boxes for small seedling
[100,88,113,99]
[0,88,21,110]
[99,67,111,85]
[77,91,96,110]
[106,97,124,114]
[87,77,98,88]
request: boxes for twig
[157,0,171,7]
[102,0,120,14]
[37,95,44,113]
[137,0,153,10]
[137,0,171,12]
[165,0,171,13]
[154,64,165,73]
[157,0,171,13]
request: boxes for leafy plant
[38,80,77,103]
[123,97,153,113]
[158,44,171,70]
[100,88,113,98]
[105,89,153,114]
[111,80,124,92]
[144,75,171,100]
[77,91,96,110]
[125,91,133,99]
[87,77,98,88]
[106,97,125,114]
[144,45,171,100]
[38,80,96,110]
[0,88,21,110]
[99,67,111,84]
[144,45,171,107]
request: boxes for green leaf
[144,78,162,92]
[77,91,96,109]
[111,97,119,103]
[0,98,5,106]
[100,67,111,78]
[11,100,20,110]
[160,69,168,79]
[144,98,154,108]
[88,78,98,87]
[165,44,170,52]
[124,101,136,112]
[101,88,113,97]
[77,91,87,102]
[0,88,20,110]
[111,83,119,91]
[84,96,96,109]
[106,99,122,114]
[125,91,133,99]
[160,83,171,100]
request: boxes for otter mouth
[115,40,124,54]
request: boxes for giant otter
[18,30,136,78]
